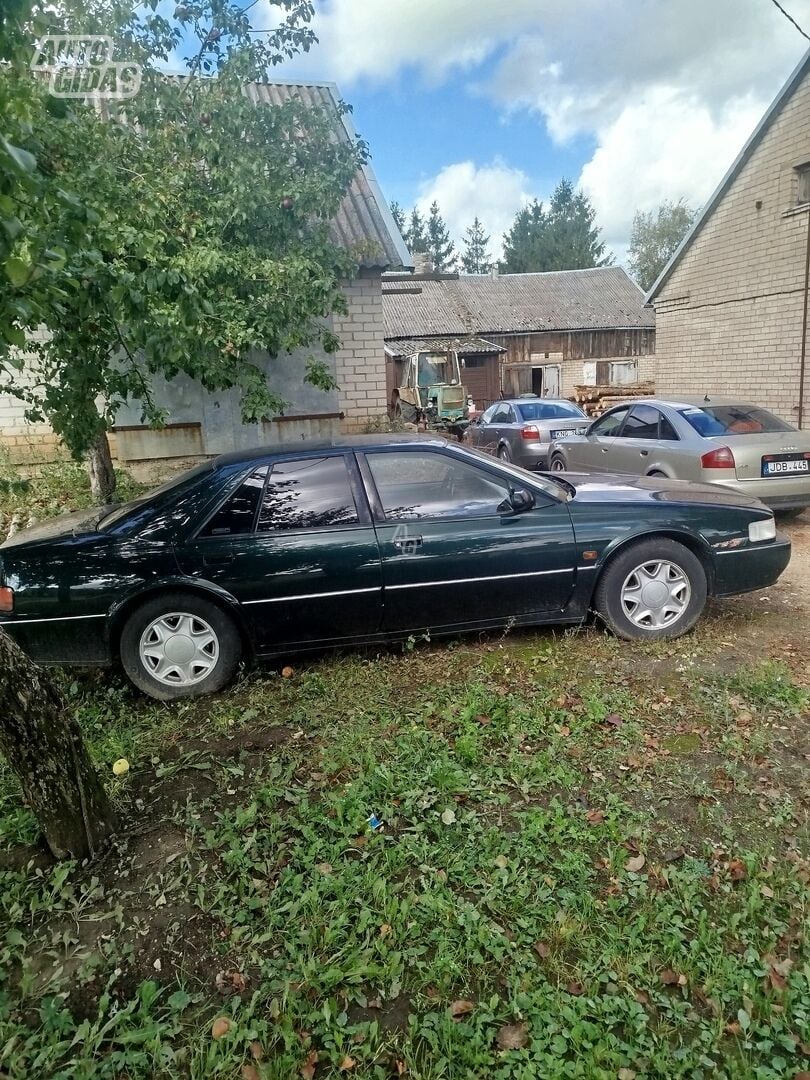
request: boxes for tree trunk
[0,629,117,860]
[87,429,116,504]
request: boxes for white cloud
[414,160,534,259]
[579,89,765,260]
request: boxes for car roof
[212,432,450,468]
[496,397,580,407]
[627,396,769,410]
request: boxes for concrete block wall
[0,334,66,464]
[653,67,810,426]
[334,272,389,431]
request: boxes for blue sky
[265,0,810,262]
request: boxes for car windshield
[98,461,214,529]
[517,402,584,421]
[417,353,450,386]
[679,405,794,437]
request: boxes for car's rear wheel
[549,454,566,471]
[120,592,241,700]
[594,538,707,640]
[774,507,805,521]
[498,444,512,463]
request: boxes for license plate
[552,428,586,439]
[761,454,810,476]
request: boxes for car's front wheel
[593,538,707,640]
[120,592,242,700]
[549,454,567,471]
[498,444,512,463]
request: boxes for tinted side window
[258,457,358,532]
[366,451,511,521]
[622,405,660,440]
[659,414,679,441]
[200,468,268,537]
[480,405,498,424]
[590,407,629,437]
[492,404,512,423]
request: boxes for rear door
[359,447,577,633]
[177,454,383,651]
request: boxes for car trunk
[723,431,810,481]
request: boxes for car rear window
[679,406,794,436]
[517,402,584,421]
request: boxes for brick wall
[653,67,810,425]
[0,332,66,464]
[334,272,389,432]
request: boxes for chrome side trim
[243,586,381,605]
[3,613,107,625]
[387,568,572,590]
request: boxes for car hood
[558,472,768,511]
[0,506,108,549]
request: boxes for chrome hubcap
[139,612,219,686]
[620,560,690,630]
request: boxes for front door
[568,405,631,472]
[359,448,577,634]
[608,403,661,475]
[177,454,383,651]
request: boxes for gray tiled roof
[245,81,411,270]
[385,335,506,357]
[383,267,654,338]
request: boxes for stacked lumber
[573,381,655,417]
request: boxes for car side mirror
[499,487,535,515]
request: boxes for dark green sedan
[0,434,791,700]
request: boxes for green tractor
[390,349,468,433]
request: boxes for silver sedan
[548,397,810,518]
[465,397,588,470]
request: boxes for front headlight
[748,518,776,543]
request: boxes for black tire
[593,538,707,641]
[774,507,805,522]
[120,592,242,701]
[647,470,667,477]
[550,455,567,472]
[498,444,512,463]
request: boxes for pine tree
[460,216,492,274]
[501,181,612,273]
[390,201,406,234]
[425,201,456,271]
[405,207,428,254]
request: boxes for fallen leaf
[660,969,680,986]
[558,725,571,737]
[585,809,605,825]
[604,713,624,728]
[395,1061,407,1076]
[216,971,247,994]
[566,981,584,996]
[475,713,491,726]
[728,859,747,881]
[441,807,457,825]
[379,923,392,938]
[316,863,333,875]
[768,966,788,992]
[241,1067,260,1080]
[351,835,368,848]
[618,1070,637,1080]
[493,854,508,869]
[211,1016,231,1040]
[249,1041,264,1060]
[449,999,475,1019]
[300,1049,318,1080]
[339,1056,356,1071]
[533,941,550,959]
[495,1022,529,1050]
[281,665,294,678]
[625,854,646,873]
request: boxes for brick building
[648,49,810,428]
[0,81,410,466]
[383,266,655,411]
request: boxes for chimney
[490,266,499,278]
[413,252,434,275]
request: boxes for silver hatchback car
[465,397,588,470]
[548,397,810,518]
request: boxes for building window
[796,163,810,206]
[609,360,638,386]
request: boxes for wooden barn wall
[491,328,654,364]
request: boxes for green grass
[0,634,808,1078]
[0,454,146,522]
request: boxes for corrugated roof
[382,267,653,338]
[385,335,506,356]
[245,81,411,270]
[647,47,810,302]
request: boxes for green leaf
[737,1007,750,1031]
[167,989,192,1011]
[0,137,37,173]
[4,257,30,286]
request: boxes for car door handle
[601,447,609,453]
[640,450,649,456]
[203,552,235,567]
[393,535,422,548]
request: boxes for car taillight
[700,446,735,470]
[0,587,14,614]
[520,425,541,441]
